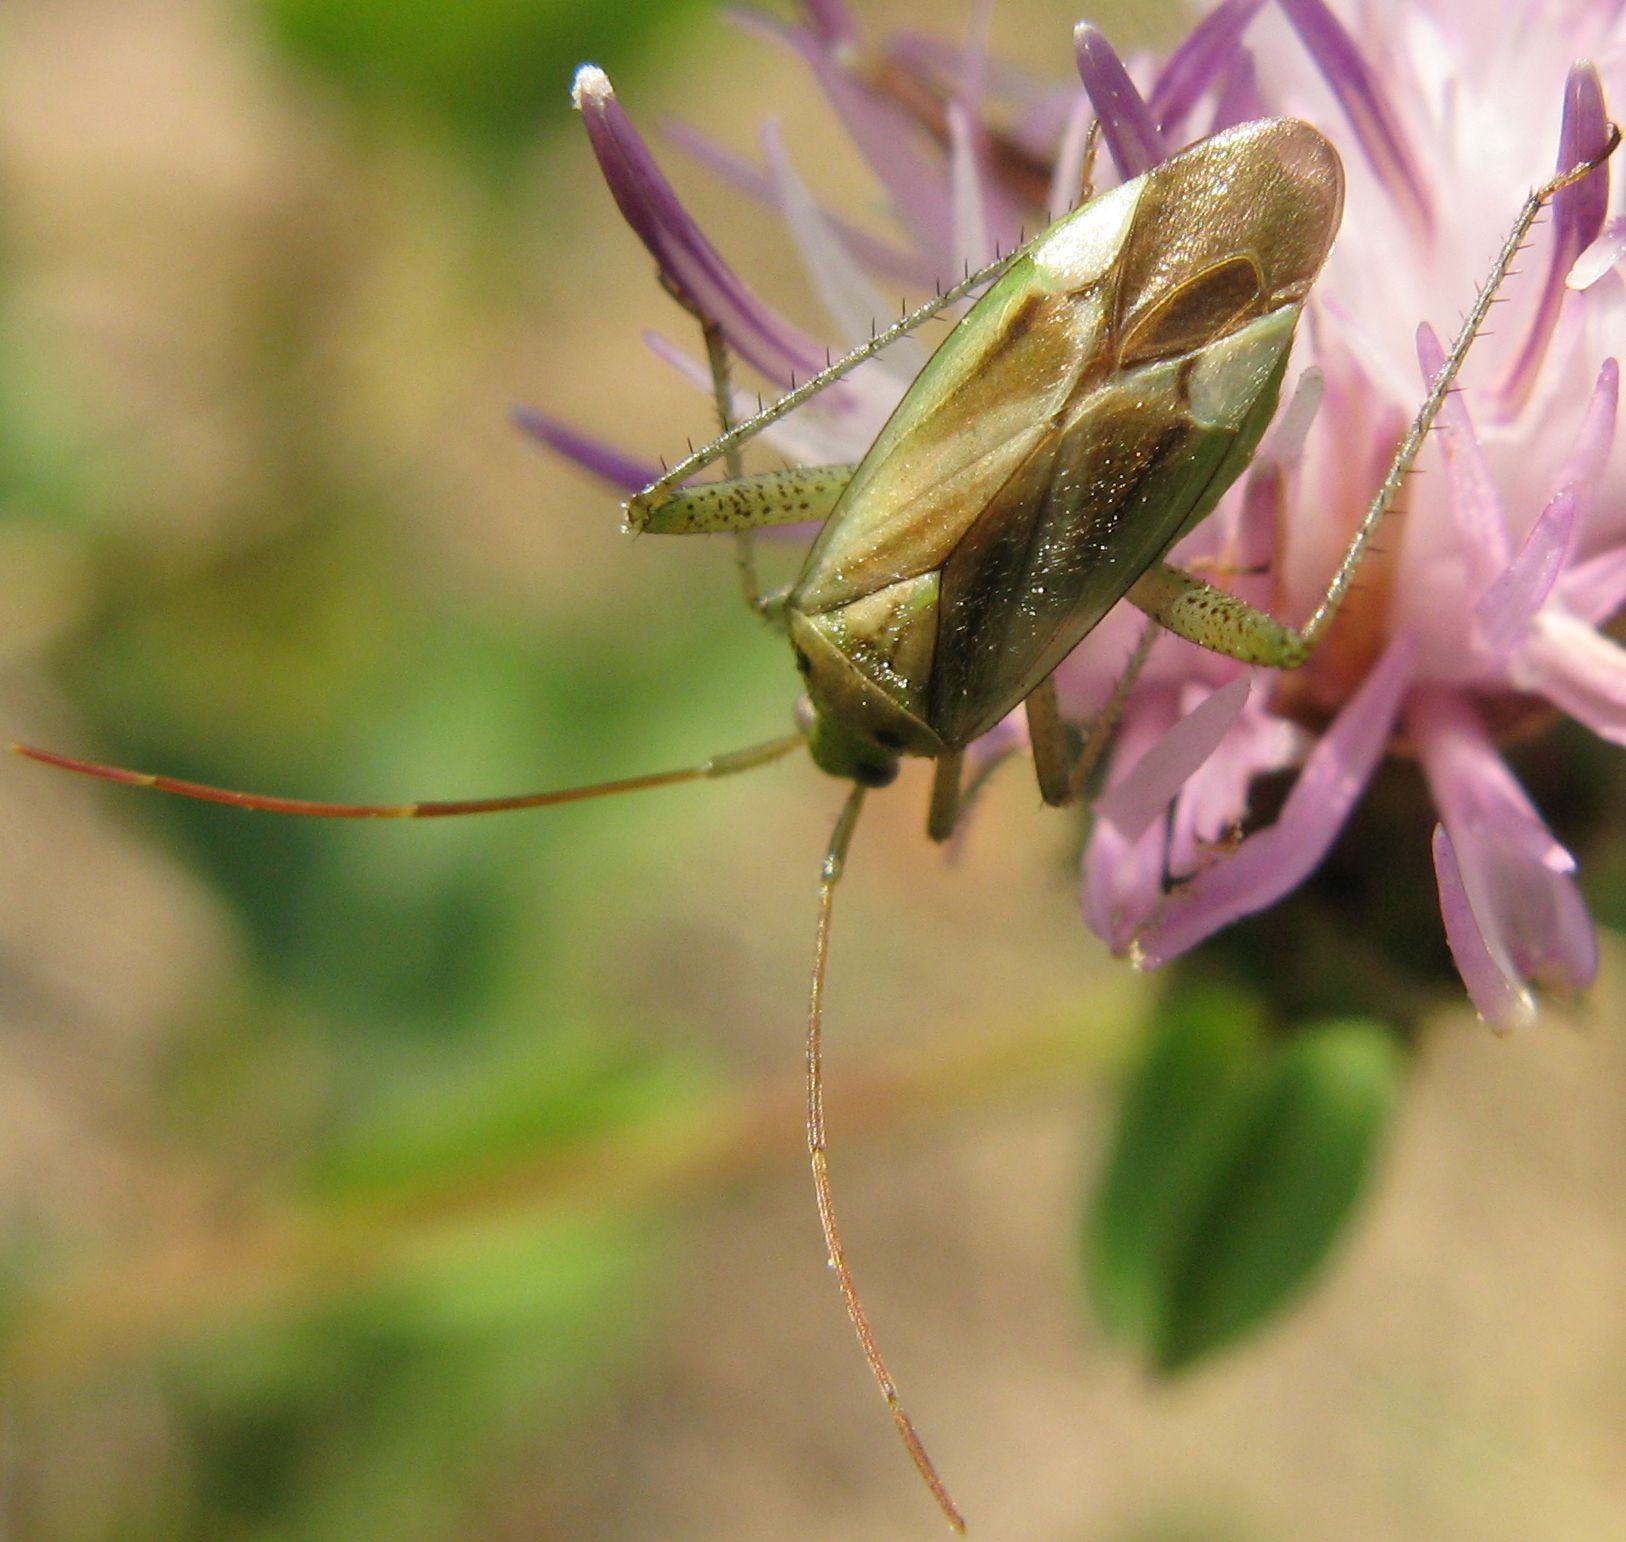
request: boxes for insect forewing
[791,119,1343,749]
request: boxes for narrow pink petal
[1432,825,1535,1033]
[947,101,994,270]
[1170,694,1306,859]
[1094,676,1251,842]
[1408,686,1573,871]
[1518,611,1626,744]
[760,121,920,358]
[1570,216,1626,290]
[660,119,931,286]
[1417,323,1511,580]
[1208,47,1266,133]
[730,11,957,262]
[1277,0,1432,234]
[1558,543,1626,624]
[1231,463,1285,588]
[1497,64,1612,413]
[1084,816,1170,956]
[1073,24,1166,179]
[1134,633,1415,967]
[1046,90,1096,222]
[802,0,856,47]
[511,407,660,492]
[572,65,829,388]
[937,7,1029,255]
[1146,0,1265,133]
[1475,488,1577,658]
[1413,691,1597,1028]
[1550,358,1620,551]
[1082,695,1177,952]
[639,332,877,466]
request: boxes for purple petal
[1094,676,1252,842]
[947,100,994,269]
[801,0,856,47]
[1553,65,1612,261]
[1551,357,1621,552]
[1497,63,1612,412]
[729,11,957,263]
[659,118,932,288]
[1208,47,1266,134]
[1072,24,1166,180]
[1432,825,1534,1033]
[1412,689,1597,1030]
[571,65,827,389]
[1276,0,1432,235]
[1570,215,1626,290]
[1558,543,1626,624]
[1147,0,1265,134]
[1475,488,1577,658]
[1082,694,1178,952]
[884,10,1029,255]
[511,406,661,492]
[1409,685,1573,871]
[1046,90,1097,222]
[1169,691,1306,864]
[1518,611,1626,744]
[1134,632,1415,967]
[759,120,916,355]
[1417,323,1511,581]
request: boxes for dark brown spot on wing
[1120,253,1266,367]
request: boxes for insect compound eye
[872,729,905,750]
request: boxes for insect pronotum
[15,99,1620,1530]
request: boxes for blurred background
[3,1,1626,1537]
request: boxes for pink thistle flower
[544,0,1624,1033]
[1070,0,1623,1032]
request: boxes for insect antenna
[9,734,805,818]
[805,784,965,1533]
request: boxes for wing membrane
[930,359,1236,746]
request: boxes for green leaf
[1086,1002,1402,1372]
[1087,987,1265,1343]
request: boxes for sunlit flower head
[533,0,1626,1033]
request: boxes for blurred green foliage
[1,0,769,1533]
[256,0,709,158]
[1087,988,1401,1372]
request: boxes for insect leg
[698,320,774,617]
[1127,126,1620,673]
[1016,621,1161,809]
[632,465,853,535]
[1291,126,1620,654]
[925,749,965,841]
[1023,676,1073,806]
[626,247,1017,527]
[806,783,965,1531]
[1066,616,1163,803]
[1126,563,1308,668]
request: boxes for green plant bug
[14,96,1620,1531]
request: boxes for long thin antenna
[10,734,805,817]
[806,784,965,1533]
